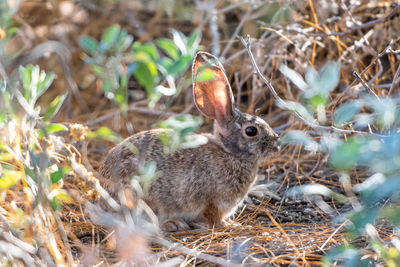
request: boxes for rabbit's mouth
[260,138,280,156]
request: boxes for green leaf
[277,100,314,123]
[116,30,133,52]
[50,167,70,184]
[79,36,98,55]
[38,123,67,138]
[159,115,203,134]
[45,123,68,134]
[280,130,319,151]
[19,65,32,100]
[132,61,157,94]
[0,170,22,190]
[100,24,120,51]
[359,176,400,207]
[53,189,73,203]
[87,127,121,142]
[279,64,308,91]
[186,30,201,52]
[133,42,160,62]
[308,94,328,108]
[287,184,348,203]
[114,75,128,113]
[170,29,187,55]
[156,38,179,60]
[348,207,380,236]
[329,137,361,171]
[317,61,340,94]
[50,197,61,211]
[334,100,364,126]
[381,206,400,224]
[92,65,103,75]
[36,71,55,100]
[158,57,174,72]
[166,55,192,76]
[322,245,367,267]
[102,24,120,44]
[180,134,208,149]
[194,69,215,82]
[19,65,55,105]
[43,93,67,121]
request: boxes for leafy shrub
[279,61,400,266]
[79,25,201,110]
[0,64,74,264]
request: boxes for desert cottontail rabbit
[99,52,279,231]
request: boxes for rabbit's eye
[245,126,258,137]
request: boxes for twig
[353,71,381,101]
[209,3,220,56]
[84,104,184,126]
[264,209,300,254]
[0,229,36,254]
[0,240,36,266]
[152,236,240,267]
[319,221,347,251]
[221,2,253,58]
[259,4,400,38]
[69,156,121,212]
[51,209,74,265]
[239,35,387,138]
[388,63,400,95]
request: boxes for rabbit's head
[192,52,279,160]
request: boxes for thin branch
[221,2,253,58]
[353,71,381,101]
[239,35,386,137]
[259,4,400,38]
[209,4,220,56]
[152,236,240,267]
[388,63,400,95]
[69,156,121,212]
[319,220,347,251]
[84,104,184,126]
[51,209,74,265]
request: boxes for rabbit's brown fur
[99,52,279,231]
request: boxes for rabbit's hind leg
[203,202,225,228]
[161,217,190,232]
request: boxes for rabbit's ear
[192,52,234,125]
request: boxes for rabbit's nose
[272,139,280,152]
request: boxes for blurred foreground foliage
[281,62,400,266]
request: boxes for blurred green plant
[79,25,201,110]
[0,0,21,65]
[279,61,400,266]
[1,64,69,205]
[279,61,340,124]
[158,114,207,153]
[0,64,74,264]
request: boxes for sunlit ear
[192,52,234,125]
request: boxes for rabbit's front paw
[222,218,241,228]
[162,218,190,232]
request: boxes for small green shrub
[79,25,201,110]
[280,62,400,266]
